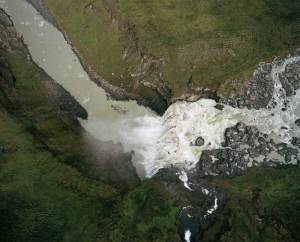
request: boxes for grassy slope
[44,0,300,97]
[0,36,179,242]
[202,167,300,242]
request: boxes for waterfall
[2,0,300,179]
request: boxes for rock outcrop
[198,122,299,177]
[219,62,274,109]
[220,56,300,110]
[279,60,300,96]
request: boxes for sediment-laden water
[0,0,163,177]
[1,0,300,179]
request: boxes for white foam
[177,171,193,190]
[184,230,192,242]
[205,196,218,217]
[38,20,45,27]
[201,188,209,195]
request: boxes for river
[1,0,300,178]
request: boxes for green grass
[109,181,179,242]
[202,167,300,242]
[0,110,103,242]
[0,106,178,241]
[0,33,179,241]
[44,0,300,98]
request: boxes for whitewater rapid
[2,0,300,178]
[151,57,300,175]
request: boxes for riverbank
[26,0,171,114]
[27,0,300,114]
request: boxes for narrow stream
[2,0,300,179]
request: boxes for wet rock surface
[202,55,300,176]
[279,60,300,96]
[154,168,224,242]
[214,103,224,110]
[198,122,299,177]
[292,137,300,148]
[220,56,300,110]
[219,62,274,109]
[195,136,205,147]
[154,54,300,241]
[157,122,300,241]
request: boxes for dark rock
[279,60,300,97]
[154,167,224,242]
[220,57,300,110]
[195,136,205,146]
[294,48,300,56]
[0,9,13,27]
[292,137,300,148]
[276,143,298,163]
[45,78,88,120]
[236,122,247,132]
[198,122,298,176]
[295,119,300,127]
[220,62,274,109]
[214,104,224,110]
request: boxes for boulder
[214,104,224,110]
[195,136,205,146]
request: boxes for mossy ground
[0,40,179,241]
[202,167,300,242]
[44,0,300,97]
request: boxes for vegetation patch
[202,167,300,242]
[44,0,300,98]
